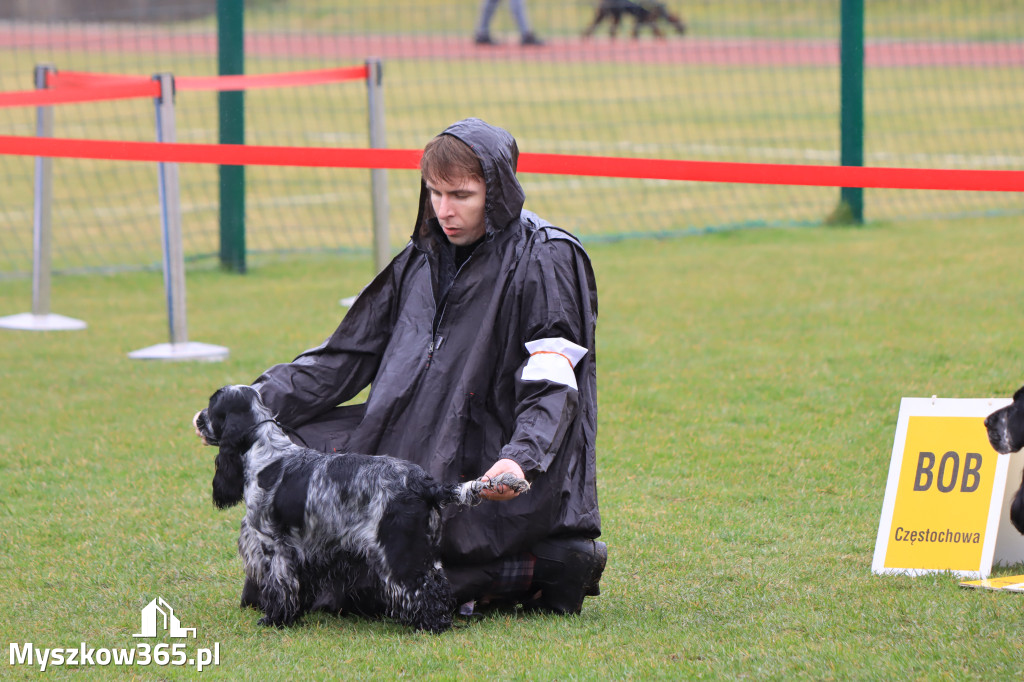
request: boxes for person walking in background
[474,0,544,46]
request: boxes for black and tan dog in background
[985,385,1024,534]
[583,0,687,39]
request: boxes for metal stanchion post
[129,73,228,362]
[0,64,87,331]
[342,58,389,308]
[366,57,390,275]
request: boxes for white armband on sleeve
[522,337,588,390]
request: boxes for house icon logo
[133,597,197,638]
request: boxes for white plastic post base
[0,312,87,331]
[128,341,229,362]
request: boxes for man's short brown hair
[420,134,484,186]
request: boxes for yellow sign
[884,416,995,571]
[873,397,1024,579]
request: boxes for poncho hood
[414,118,526,247]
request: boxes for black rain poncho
[253,118,600,565]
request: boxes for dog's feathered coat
[195,384,528,633]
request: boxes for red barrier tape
[50,66,370,93]
[177,66,369,92]
[0,134,1021,192]
[48,71,152,89]
[520,153,1024,192]
[0,65,370,109]
[0,134,422,169]
[0,80,160,108]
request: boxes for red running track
[2,26,1022,67]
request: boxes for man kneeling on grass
[216,118,605,616]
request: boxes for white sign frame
[872,397,1024,579]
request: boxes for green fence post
[835,0,865,225]
[217,0,245,272]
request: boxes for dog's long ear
[207,387,253,509]
[216,409,253,450]
[212,444,245,509]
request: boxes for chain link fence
[0,0,1021,276]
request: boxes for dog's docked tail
[432,473,531,509]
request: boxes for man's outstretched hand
[479,458,526,501]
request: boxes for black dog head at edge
[984,384,1024,534]
[985,385,1024,454]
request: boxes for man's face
[426,175,487,246]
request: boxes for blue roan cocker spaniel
[194,384,529,633]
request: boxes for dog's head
[985,385,1024,455]
[196,384,266,509]
[985,385,1024,535]
[195,385,265,448]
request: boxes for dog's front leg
[582,8,607,37]
[257,542,303,627]
[241,522,303,627]
[239,576,260,610]
[236,519,262,610]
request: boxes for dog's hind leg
[668,12,687,34]
[386,563,455,633]
[410,567,455,633]
[374,505,455,632]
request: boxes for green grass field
[4,213,1024,679]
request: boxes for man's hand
[479,458,526,501]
